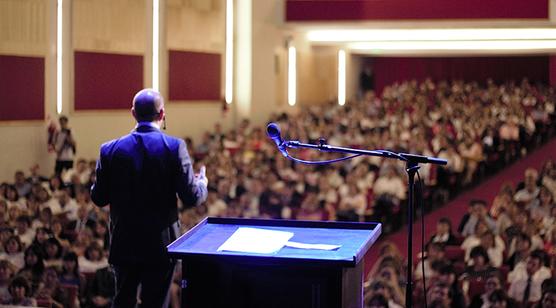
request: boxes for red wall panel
[370,56,548,94]
[74,51,143,110]
[168,50,221,101]
[549,56,556,87]
[286,0,548,21]
[0,55,44,121]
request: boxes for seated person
[78,242,108,274]
[488,289,518,308]
[508,249,551,306]
[414,242,445,281]
[0,235,25,271]
[365,293,389,308]
[86,266,115,308]
[436,262,465,308]
[461,219,489,262]
[478,230,505,267]
[365,279,403,308]
[428,217,459,246]
[3,276,37,306]
[539,286,556,308]
[460,200,495,237]
[0,260,15,303]
[469,270,503,308]
[36,266,71,308]
[461,246,497,294]
[427,280,452,308]
[43,237,64,269]
[505,232,532,271]
[17,246,45,296]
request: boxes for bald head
[132,89,164,122]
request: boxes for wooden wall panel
[166,0,224,53]
[73,0,146,53]
[0,0,48,56]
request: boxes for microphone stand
[283,139,447,308]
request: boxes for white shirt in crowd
[53,130,74,161]
[16,229,35,248]
[41,198,62,215]
[207,198,227,217]
[7,199,26,211]
[78,255,109,274]
[373,176,406,200]
[0,252,24,271]
[339,193,367,216]
[508,264,551,303]
[62,168,91,185]
[59,199,80,221]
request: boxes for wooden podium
[167,217,381,308]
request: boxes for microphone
[266,122,288,157]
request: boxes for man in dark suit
[91,88,208,308]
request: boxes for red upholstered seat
[59,284,79,308]
[36,298,52,308]
[467,277,486,299]
[445,246,465,263]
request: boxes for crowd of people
[184,78,555,234]
[0,159,111,307]
[0,78,555,307]
[366,159,556,308]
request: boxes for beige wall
[0,0,343,182]
[166,0,224,53]
[250,0,288,122]
[0,0,234,182]
[73,0,147,54]
[249,1,339,119]
[0,0,55,181]
[297,45,338,105]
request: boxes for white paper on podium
[285,241,341,250]
[217,227,294,254]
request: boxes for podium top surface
[167,217,381,267]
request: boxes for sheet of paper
[217,227,294,254]
[285,241,341,251]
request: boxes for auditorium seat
[444,246,465,263]
[59,284,79,308]
[467,277,486,300]
[36,298,52,308]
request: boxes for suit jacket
[91,124,207,265]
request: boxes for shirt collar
[136,121,160,130]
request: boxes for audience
[368,158,556,307]
[1,78,555,307]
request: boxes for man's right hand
[196,165,208,187]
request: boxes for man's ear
[131,108,137,120]
[158,108,165,121]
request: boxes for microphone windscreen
[266,122,281,139]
